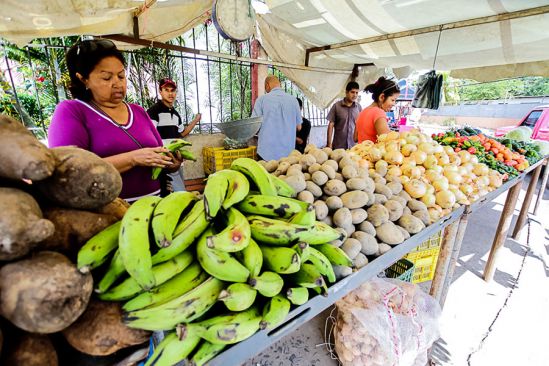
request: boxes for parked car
[495,105,549,141]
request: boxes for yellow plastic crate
[404,230,442,283]
[203,146,257,175]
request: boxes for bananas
[145,331,200,366]
[260,294,291,330]
[119,196,161,290]
[307,247,336,284]
[235,238,263,278]
[288,204,315,226]
[197,229,250,282]
[206,207,250,252]
[248,271,284,297]
[151,200,208,265]
[286,287,309,306]
[248,215,344,245]
[260,246,301,274]
[292,242,311,262]
[315,244,353,266]
[151,139,194,179]
[77,221,121,273]
[100,250,194,301]
[204,171,229,219]
[95,249,125,294]
[124,277,224,331]
[289,263,327,294]
[219,170,250,210]
[218,283,257,312]
[190,341,226,366]
[123,262,207,311]
[231,158,277,196]
[236,194,308,218]
[269,174,296,198]
[152,192,198,247]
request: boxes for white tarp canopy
[0,1,548,107]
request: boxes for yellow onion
[437,153,450,165]
[387,165,402,177]
[448,154,461,166]
[425,184,435,195]
[428,207,442,221]
[406,134,420,145]
[433,144,444,154]
[419,142,435,155]
[473,163,489,176]
[410,150,428,165]
[404,179,427,198]
[401,143,418,157]
[489,174,503,188]
[435,190,456,209]
[423,154,438,169]
[384,151,404,165]
[457,150,471,163]
[443,165,458,174]
[387,131,401,141]
[460,184,474,196]
[425,169,442,182]
[443,145,455,155]
[470,155,479,164]
[433,177,449,192]
[444,171,463,185]
[386,141,400,152]
[367,147,382,162]
[421,193,436,207]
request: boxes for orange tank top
[356,106,387,143]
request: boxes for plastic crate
[385,258,415,282]
[404,230,442,283]
[203,146,257,174]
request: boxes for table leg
[430,220,459,304]
[511,164,542,239]
[483,182,522,282]
[439,213,469,308]
[533,160,549,216]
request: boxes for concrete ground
[243,172,549,366]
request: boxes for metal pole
[25,47,46,134]
[205,25,213,133]
[217,33,223,123]
[178,37,189,124]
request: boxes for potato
[341,190,368,209]
[351,208,368,225]
[339,157,358,171]
[39,207,118,258]
[0,188,55,261]
[299,154,316,169]
[398,190,412,202]
[357,167,369,178]
[341,223,356,236]
[274,161,290,175]
[321,215,333,226]
[304,144,316,154]
[63,300,150,356]
[413,209,431,226]
[287,155,300,165]
[303,172,311,181]
[264,160,279,172]
[387,181,403,195]
[403,206,413,216]
[94,197,130,220]
[311,171,329,186]
[330,149,347,162]
[353,253,369,269]
[322,146,333,155]
[305,181,323,198]
[310,149,329,164]
[376,222,405,245]
[333,207,352,228]
[37,147,122,210]
[398,214,426,234]
[284,174,307,193]
[0,251,93,333]
[307,163,322,174]
[297,190,314,204]
[384,199,404,221]
[325,195,343,210]
[366,191,376,206]
[0,115,57,181]
[335,227,348,242]
[333,265,353,279]
[375,183,393,199]
[341,238,362,259]
[377,243,392,256]
[374,176,387,185]
[397,225,411,240]
[287,164,304,176]
[374,193,388,205]
[334,173,345,182]
[375,160,388,176]
[358,220,376,236]
[313,200,329,220]
[346,177,366,191]
[341,165,358,179]
[5,333,58,366]
[407,199,428,212]
[367,204,389,227]
[323,160,339,172]
[323,179,347,196]
[351,231,378,255]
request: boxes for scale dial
[212,0,256,42]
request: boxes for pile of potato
[0,115,147,364]
[260,129,503,274]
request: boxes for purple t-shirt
[48,99,163,201]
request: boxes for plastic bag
[334,278,441,366]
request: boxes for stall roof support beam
[305,5,549,65]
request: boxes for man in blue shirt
[252,76,302,160]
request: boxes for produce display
[151,139,197,179]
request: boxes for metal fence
[0,23,330,137]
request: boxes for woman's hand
[164,151,183,173]
[131,147,173,168]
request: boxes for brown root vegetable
[323,179,347,196]
[39,207,118,257]
[0,251,93,333]
[63,300,150,356]
[0,115,56,181]
[340,191,368,209]
[376,222,406,245]
[0,188,55,261]
[95,197,130,220]
[5,333,58,366]
[37,147,122,210]
[367,204,390,227]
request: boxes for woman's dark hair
[65,39,126,101]
[364,77,400,102]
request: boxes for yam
[329,149,347,162]
[264,160,279,173]
[0,188,55,261]
[413,209,431,226]
[5,333,58,366]
[353,253,369,269]
[341,165,358,179]
[357,220,376,236]
[307,163,322,174]
[305,181,323,198]
[376,222,406,245]
[351,231,378,256]
[346,177,366,191]
[323,179,347,196]
[398,214,426,234]
[350,208,368,225]
[286,164,304,177]
[298,154,316,169]
[0,114,56,181]
[37,147,122,210]
[366,204,389,227]
[375,183,393,199]
[341,238,361,259]
[333,207,352,228]
[284,174,307,193]
[341,190,368,209]
[325,195,343,211]
[387,181,403,195]
[311,171,329,186]
[297,190,314,204]
[407,199,428,212]
[313,200,329,220]
[384,199,404,221]
[63,300,150,356]
[0,251,93,333]
[323,160,339,173]
[95,197,130,220]
[374,193,388,205]
[377,243,392,256]
[39,207,118,257]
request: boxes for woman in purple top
[49,40,181,202]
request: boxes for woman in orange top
[354,77,400,143]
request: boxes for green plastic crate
[385,258,415,282]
